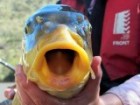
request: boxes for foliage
[0,0,57,82]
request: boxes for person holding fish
[4,0,140,105]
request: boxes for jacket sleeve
[106,74,140,105]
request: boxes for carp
[13,4,94,104]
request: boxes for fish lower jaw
[39,74,90,99]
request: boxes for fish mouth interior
[45,49,76,75]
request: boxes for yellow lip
[22,25,94,98]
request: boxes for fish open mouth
[45,49,76,75]
[43,48,90,98]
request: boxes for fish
[12,4,94,105]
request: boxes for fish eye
[24,24,34,35]
[24,26,28,34]
[24,20,34,35]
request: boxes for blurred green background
[0,0,57,82]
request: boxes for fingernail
[15,65,22,75]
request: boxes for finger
[4,84,16,99]
[77,56,102,102]
[4,88,16,99]
[19,80,59,105]
[17,84,35,105]
[16,66,47,104]
[15,65,64,105]
[75,56,102,95]
[15,65,57,105]
[91,56,102,83]
[15,65,35,105]
[82,56,102,94]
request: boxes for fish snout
[39,24,84,50]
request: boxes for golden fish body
[13,4,94,104]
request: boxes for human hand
[6,56,103,105]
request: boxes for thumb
[81,56,102,97]
[91,56,102,84]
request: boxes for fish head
[22,4,94,99]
